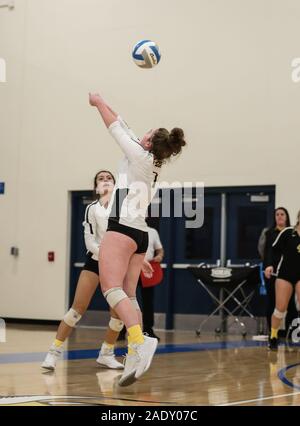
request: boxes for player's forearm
[106,104,119,119]
[95,100,117,128]
[84,232,100,257]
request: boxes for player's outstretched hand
[142,260,154,279]
[89,93,103,107]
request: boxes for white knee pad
[63,308,82,327]
[273,308,287,320]
[109,317,124,332]
[130,296,141,311]
[104,287,128,309]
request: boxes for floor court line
[221,362,300,405]
[0,395,177,406]
[277,362,300,391]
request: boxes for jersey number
[152,172,158,188]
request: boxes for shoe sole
[118,371,138,387]
[41,364,55,371]
[135,338,158,379]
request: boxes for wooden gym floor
[0,323,300,406]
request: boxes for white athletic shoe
[118,335,158,387]
[96,344,124,370]
[41,344,63,371]
[134,335,158,379]
[118,352,139,387]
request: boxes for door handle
[73,262,85,268]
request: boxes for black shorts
[107,219,149,254]
[277,265,300,286]
[82,252,99,275]
[277,273,300,286]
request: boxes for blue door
[164,189,222,328]
[165,186,275,328]
[226,189,275,264]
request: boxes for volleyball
[132,40,161,69]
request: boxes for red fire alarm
[48,251,55,262]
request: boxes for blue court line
[0,340,268,365]
[278,363,300,391]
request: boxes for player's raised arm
[89,93,117,128]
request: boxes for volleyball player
[259,207,291,331]
[89,92,186,386]
[42,170,124,370]
[265,210,300,350]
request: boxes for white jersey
[82,200,111,261]
[145,227,163,261]
[108,117,161,232]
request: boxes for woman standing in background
[259,207,291,331]
[265,210,300,350]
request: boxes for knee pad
[109,317,124,332]
[104,287,127,308]
[129,296,141,311]
[63,308,82,327]
[273,308,287,320]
